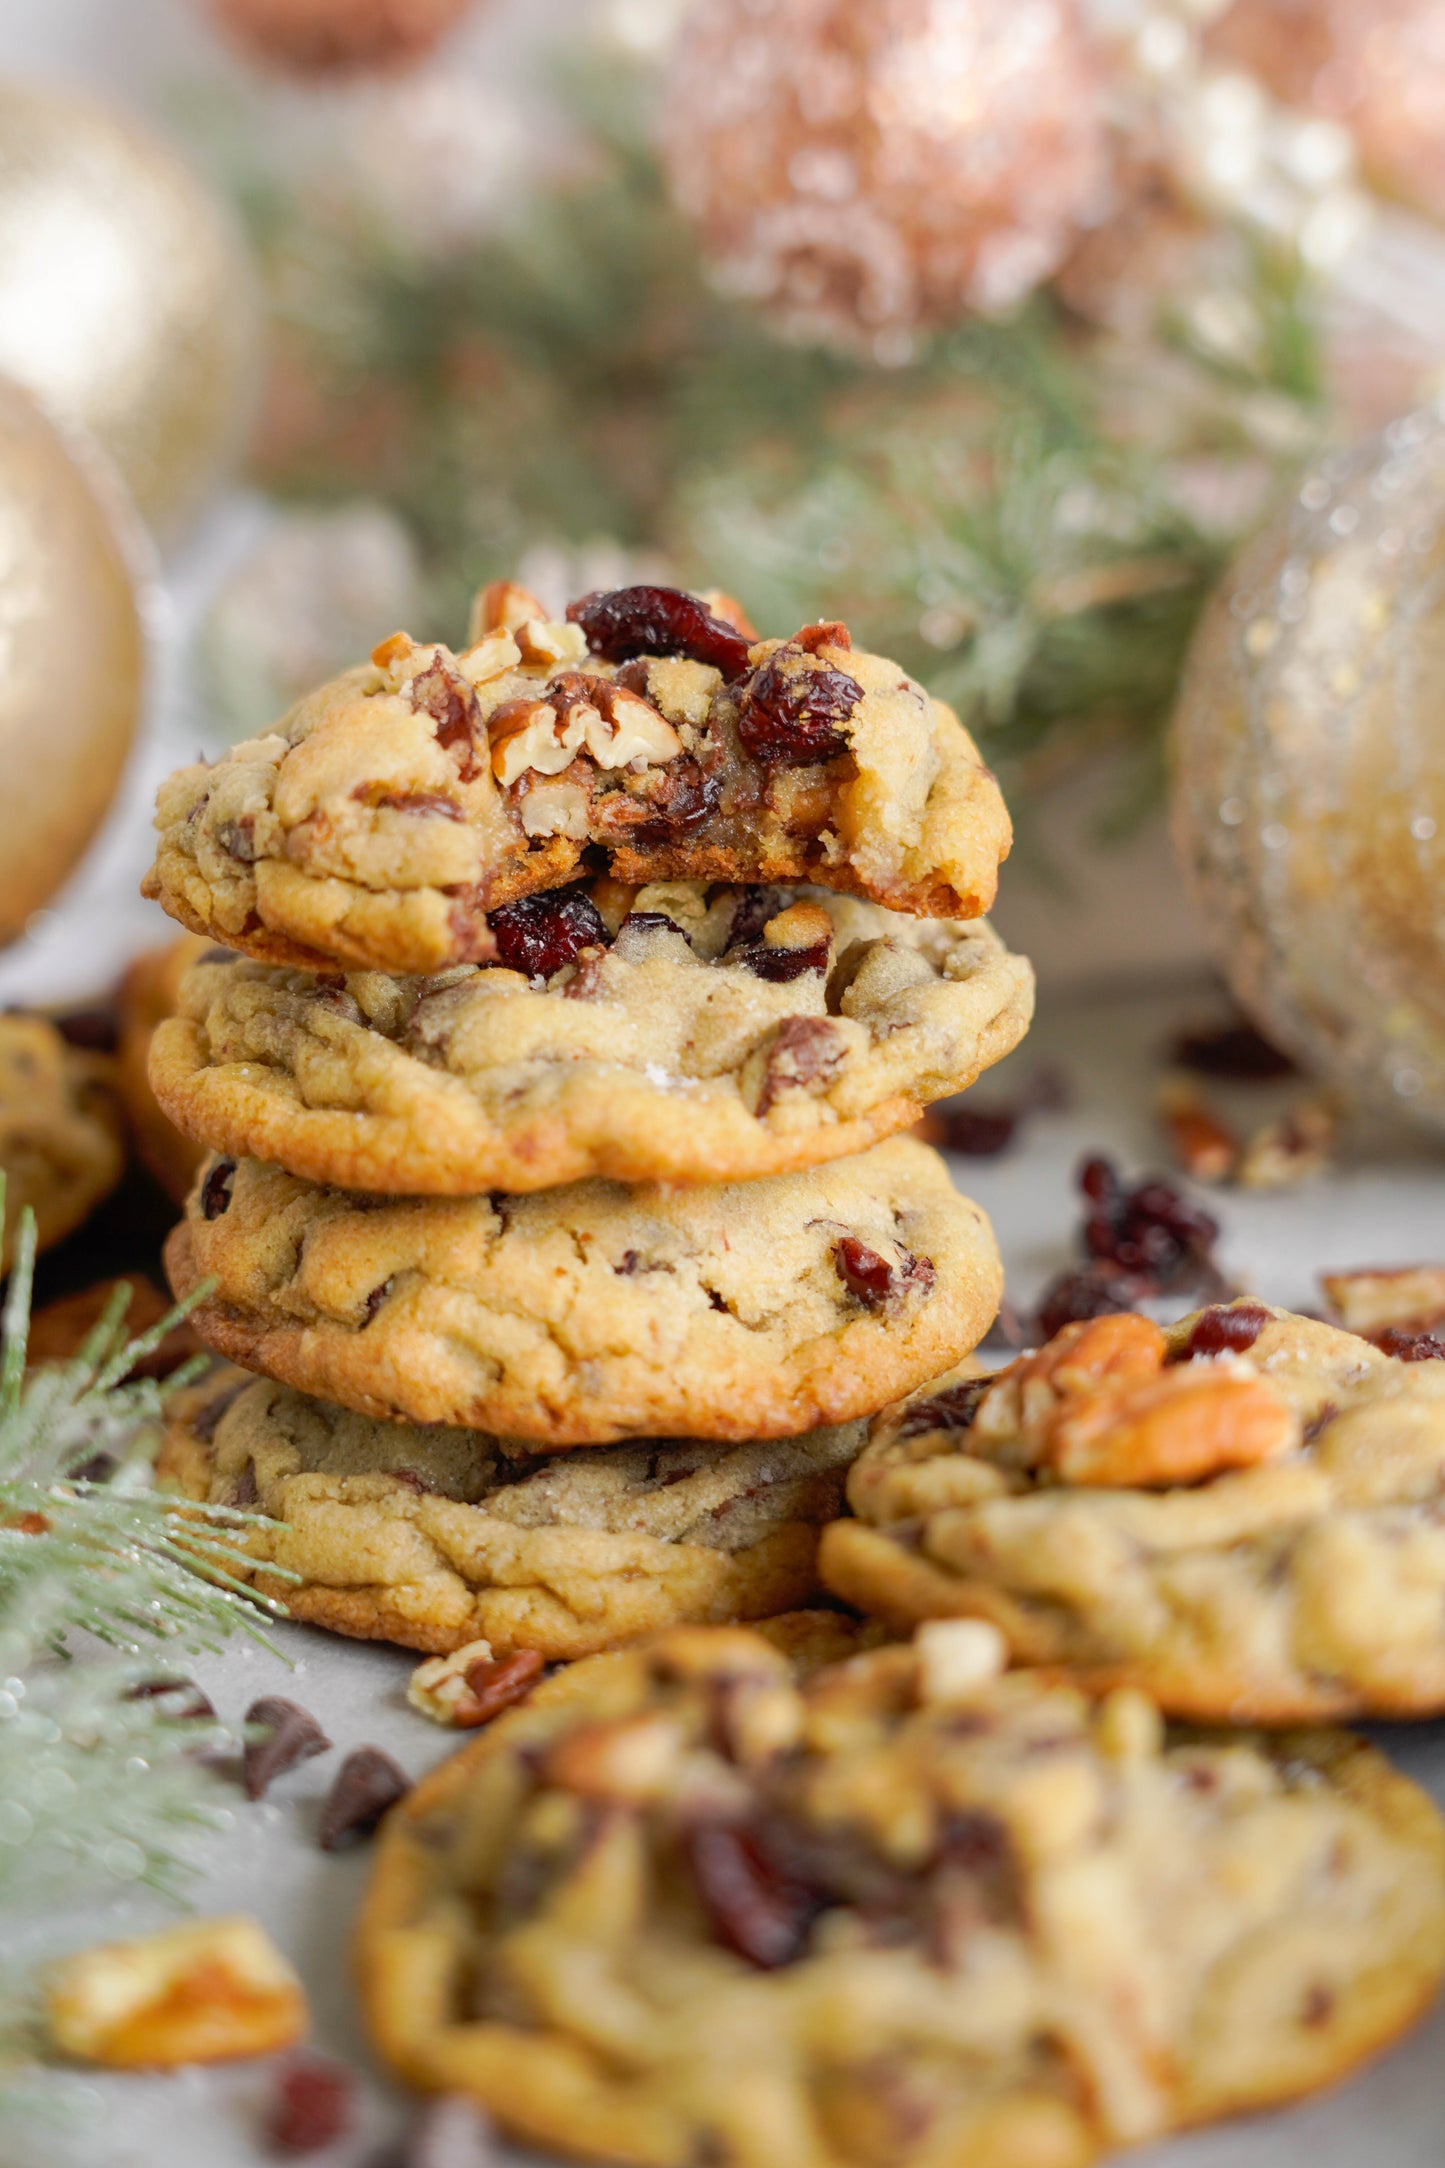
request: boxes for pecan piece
[44,1916,307,2068]
[684,1820,821,1969]
[1047,1366,1298,1488]
[1321,1264,1445,1336]
[409,653,483,780]
[408,1643,544,1728]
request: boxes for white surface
[4,981,1445,2166]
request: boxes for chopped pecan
[408,1643,544,1728]
[44,1916,307,2067]
[1157,1078,1240,1184]
[1236,1095,1338,1190]
[914,1619,1007,1704]
[488,697,583,785]
[1321,1264,1445,1336]
[409,654,483,780]
[684,1820,821,1968]
[468,579,548,639]
[1047,1366,1298,1487]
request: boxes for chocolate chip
[242,1696,331,1801]
[1300,1983,1335,2029]
[190,1376,252,1443]
[215,815,259,862]
[266,2055,355,2154]
[756,1017,845,1115]
[200,1158,236,1219]
[834,1236,935,1311]
[729,937,830,982]
[361,1278,394,1326]
[897,1376,992,1438]
[234,1461,259,1507]
[318,1747,411,1851]
[410,657,482,779]
[124,1676,216,1724]
[389,1467,438,1494]
[926,1106,1016,1156]
[1170,1019,1296,1080]
[55,1008,119,1053]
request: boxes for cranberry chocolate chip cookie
[164,1139,1000,1445]
[159,1365,864,1659]
[143,582,1012,975]
[0,1015,124,1266]
[357,1622,1445,2168]
[147,883,1033,1193]
[822,1298,1445,1722]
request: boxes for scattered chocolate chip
[55,1008,119,1053]
[1376,1327,1445,1362]
[736,644,862,768]
[410,658,482,779]
[897,1376,992,1438]
[567,585,752,677]
[402,2095,498,2168]
[266,2055,356,2154]
[318,1747,411,1851]
[756,1016,845,1115]
[926,1106,1016,1155]
[460,1649,545,1725]
[490,887,609,979]
[200,1159,236,1220]
[124,1676,216,1724]
[1300,1983,1335,2030]
[834,1236,935,1311]
[729,937,830,982]
[361,1279,394,1326]
[1169,1018,1296,1081]
[242,1696,331,1801]
[685,1821,821,1968]
[1180,1300,1271,1359]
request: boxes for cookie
[822,1298,1445,1722]
[357,1622,1445,2166]
[164,1139,1001,1444]
[147,883,1033,1192]
[142,582,1012,974]
[0,1016,124,1267]
[158,1365,865,1658]
[117,933,214,1201]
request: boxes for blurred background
[6,0,1445,1037]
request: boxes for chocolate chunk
[361,1278,394,1326]
[897,1376,992,1438]
[927,1106,1016,1156]
[56,1008,119,1053]
[318,1747,411,1851]
[215,815,258,862]
[200,1158,236,1219]
[233,1461,259,1508]
[410,657,482,779]
[242,1696,331,1801]
[729,935,830,983]
[266,2056,355,2154]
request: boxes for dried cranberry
[685,1821,821,1968]
[490,888,609,979]
[834,1237,935,1310]
[1074,1154,1220,1291]
[200,1159,235,1219]
[1181,1300,1271,1358]
[266,2056,355,2154]
[318,1747,411,1850]
[567,585,752,677]
[930,1106,1016,1156]
[242,1697,331,1801]
[1078,1155,1123,1209]
[1034,1261,1156,1342]
[728,936,830,982]
[736,646,863,768]
[725,886,785,948]
[1376,1327,1445,1362]
[898,1376,992,1437]
[1170,1019,1296,1080]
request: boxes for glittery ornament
[0,84,258,539]
[1171,407,1445,1131]
[661,0,1114,356]
[207,0,476,75]
[0,379,146,947]
[1209,0,1445,225]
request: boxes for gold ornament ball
[1209,0,1445,224]
[0,377,146,947]
[0,82,258,539]
[661,0,1113,356]
[1170,409,1445,1131]
[207,0,476,74]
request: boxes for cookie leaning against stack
[147,580,1029,1656]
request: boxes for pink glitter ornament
[662,0,1114,356]
[1210,0,1445,225]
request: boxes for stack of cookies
[145,580,1033,1664]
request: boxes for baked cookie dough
[822,1298,1445,1721]
[143,582,1012,974]
[0,1016,124,1267]
[165,1140,1001,1445]
[148,884,1033,1192]
[358,1622,1445,2168]
[158,1365,864,1658]
[117,932,213,1201]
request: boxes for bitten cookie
[357,1623,1445,2168]
[117,932,214,1201]
[147,883,1033,1192]
[165,1140,1001,1445]
[823,1298,1445,1721]
[143,582,1012,974]
[158,1365,863,1658]
[0,1016,124,1266]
